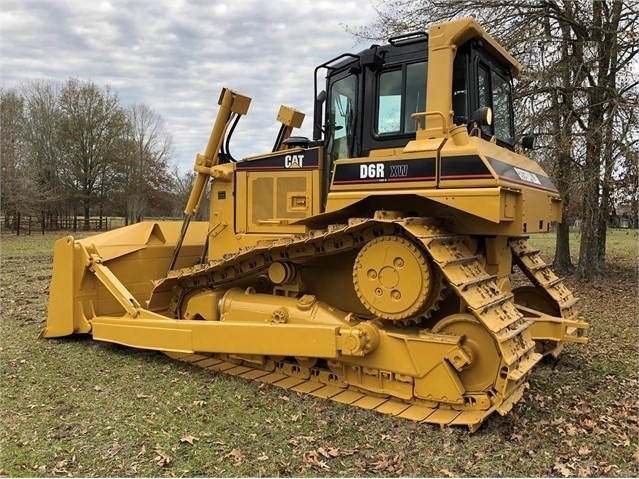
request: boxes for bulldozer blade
[41,221,209,339]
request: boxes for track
[509,237,589,355]
[165,351,529,432]
[509,236,582,322]
[152,215,542,431]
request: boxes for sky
[0,0,379,173]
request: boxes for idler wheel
[513,286,560,316]
[513,285,561,355]
[353,236,432,321]
[433,314,500,392]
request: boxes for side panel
[234,148,322,235]
[244,171,313,233]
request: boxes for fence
[1,214,127,235]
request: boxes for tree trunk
[554,216,573,274]
[596,1,621,268]
[597,152,613,268]
[552,119,574,273]
[575,2,605,281]
[84,204,90,230]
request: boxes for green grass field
[1,229,637,477]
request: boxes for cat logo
[284,154,304,168]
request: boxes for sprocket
[352,235,445,323]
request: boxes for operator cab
[314,32,517,187]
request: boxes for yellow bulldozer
[42,17,588,432]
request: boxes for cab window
[377,61,427,135]
[452,50,469,125]
[328,74,357,159]
[478,62,515,145]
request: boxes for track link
[509,236,589,349]
[403,221,540,405]
[509,237,579,320]
[151,216,541,431]
[166,351,531,432]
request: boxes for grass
[1,229,637,477]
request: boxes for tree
[1,89,27,226]
[120,103,175,224]
[1,87,53,231]
[536,1,638,279]
[610,108,639,226]
[1,89,21,226]
[3,78,182,231]
[172,168,210,221]
[351,0,639,280]
[57,78,130,229]
[20,79,65,226]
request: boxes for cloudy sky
[1,0,380,172]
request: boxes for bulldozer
[42,17,589,432]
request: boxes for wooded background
[0,79,200,232]
[1,0,637,281]
[350,0,638,280]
